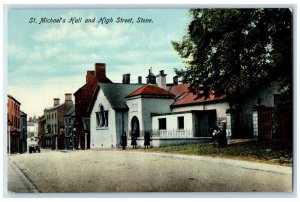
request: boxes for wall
[172,102,229,122]
[126,97,143,134]
[45,109,58,135]
[114,110,128,146]
[240,81,280,135]
[152,112,194,136]
[90,89,116,149]
[127,137,211,148]
[141,97,173,132]
[126,97,173,137]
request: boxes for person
[121,131,127,150]
[218,121,228,147]
[144,131,150,149]
[131,132,137,149]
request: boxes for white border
[1,0,299,201]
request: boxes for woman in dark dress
[121,131,127,150]
[144,132,150,149]
[131,132,137,149]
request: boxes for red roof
[169,83,190,97]
[172,90,225,107]
[126,85,175,98]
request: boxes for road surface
[7,149,292,193]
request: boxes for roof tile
[126,85,175,98]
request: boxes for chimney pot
[86,71,95,83]
[173,76,179,85]
[122,74,130,84]
[54,98,60,106]
[64,93,73,106]
[95,63,106,82]
[157,70,167,89]
[138,76,142,84]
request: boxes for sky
[7,8,190,118]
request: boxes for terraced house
[7,95,21,154]
[43,94,74,149]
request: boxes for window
[158,118,166,130]
[178,116,184,129]
[96,105,108,128]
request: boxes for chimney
[65,93,73,106]
[146,67,156,84]
[173,76,179,85]
[138,76,142,84]
[54,98,60,106]
[86,71,95,83]
[94,63,106,82]
[156,70,167,89]
[122,74,130,84]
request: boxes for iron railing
[128,129,194,139]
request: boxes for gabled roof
[101,83,144,109]
[64,105,75,116]
[87,83,144,114]
[125,84,175,98]
[8,95,21,105]
[44,103,64,111]
[20,111,27,116]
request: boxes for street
[7,149,292,193]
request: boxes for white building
[89,79,229,148]
[27,120,38,138]
[89,83,143,148]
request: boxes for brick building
[7,95,21,154]
[74,63,112,149]
[20,111,27,153]
[43,94,74,149]
[38,115,46,148]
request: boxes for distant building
[37,115,46,148]
[7,95,21,154]
[27,117,38,138]
[43,94,74,149]
[64,105,75,150]
[20,111,27,153]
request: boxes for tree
[172,8,292,106]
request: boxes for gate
[257,108,272,140]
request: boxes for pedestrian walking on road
[121,131,127,150]
[131,132,137,149]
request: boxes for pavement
[7,159,39,194]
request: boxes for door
[131,116,140,137]
[258,110,272,140]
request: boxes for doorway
[131,116,140,137]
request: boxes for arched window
[96,104,108,128]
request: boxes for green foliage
[173,9,292,104]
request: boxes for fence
[128,129,194,139]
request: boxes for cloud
[7,9,189,117]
